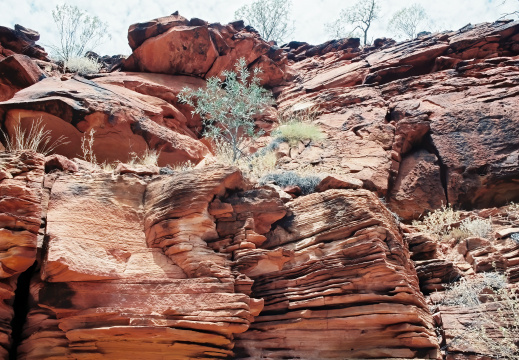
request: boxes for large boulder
[0,25,48,61]
[0,76,210,165]
[123,14,293,87]
[0,54,46,101]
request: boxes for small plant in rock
[440,272,508,307]
[65,56,101,75]
[0,117,69,155]
[273,122,325,147]
[213,139,277,179]
[460,217,493,239]
[178,58,274,163]
[81,129,97,165]
[413,204,461,238]
[128,149,160,166]
[259,171,322,195]
[441,273,519,359]
[273,104,325,146]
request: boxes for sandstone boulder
[123,14,292,87]
[0,54,46,101]
[0,25,48,61]
[0,76,210,165]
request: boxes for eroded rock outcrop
[234,190,439,359]
[276,19,519,219]
[19,167,266,359]
[0,75,210,165]
[0,151,44,359]
[0,25,48,61]
[0,162,441,359]
[123,13,294,87]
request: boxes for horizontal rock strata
[0,151,44,359]
[234,190,439,359]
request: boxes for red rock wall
[0,156,440,359]
[0,151,44,359]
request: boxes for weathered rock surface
[0,76,210,165]
[0,54,46,101]
[0,25,48,61]
[19,167,266,359]
[234,190,439,359]
[276,19,519,219]
[0,151,44,358]
[1,12,519,360]
[123,14,294,87]
[0,162,441,359]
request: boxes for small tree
[178,58,274,163]
[388,4,431,40]
[234,0,295,44]
[325,0,380,45]
[49,4,110,61]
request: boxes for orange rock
[0,76,210,165]
[0,54,46,101]
[0,151,44,356]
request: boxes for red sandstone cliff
[0,12,518,360]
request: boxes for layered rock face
[19,166,266,359]
[0,151,44,358]
[276,20,519,219]
[234,189,438,359]
[1,11,519,360]
[0,152,439,359]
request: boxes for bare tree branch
[235,0,295,44]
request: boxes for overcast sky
[0,0,517,56]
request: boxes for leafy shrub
[1,117,69,155]
[412,204,461,238]
[259,171,321,195]
[273,122,325,146]
[66,57,101,75]
[460,217,493,238]
[178,58,274,163]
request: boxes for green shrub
[259,171,321,195]
[273,122,325,146]
[178,58,274,163]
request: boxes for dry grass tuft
[128,149,160,167]
[413,204,461,238]
[1,117,69,155]
[66,57,101,75]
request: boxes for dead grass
[413,204,461,238]
[128,149,160,166]
[1,117,69,155]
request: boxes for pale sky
[0,0,517,56]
